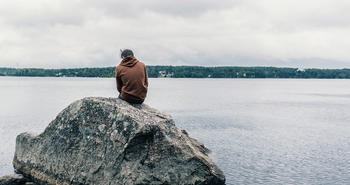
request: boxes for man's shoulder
[116,64,125,69]
[137,60,146,67]
[115,64,125,74]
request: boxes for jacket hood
[120,56,138,67]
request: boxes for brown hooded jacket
[115,56,148,104]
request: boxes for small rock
[0,174,33,185]
[25,182,36,185]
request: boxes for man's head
[120,49,134,59]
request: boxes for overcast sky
[0,0,350,68]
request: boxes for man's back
[115,56,148,104]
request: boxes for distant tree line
[1,66,350,78]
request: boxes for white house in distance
[158,70,174,78]
[297,68,306,72]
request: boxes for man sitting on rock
[115,49,148,104]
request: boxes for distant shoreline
[1,66,350,79]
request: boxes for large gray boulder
[13,97,225,185]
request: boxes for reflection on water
[1,77,350,185]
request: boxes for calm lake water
[0,77,350,185]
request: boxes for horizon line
[1,65,350,70]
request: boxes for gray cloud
[84,0,242,17]
[0,0,350,68]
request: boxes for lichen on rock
[13,97,226,185]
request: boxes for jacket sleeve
[144,65,148,88]
[115,67,122,93]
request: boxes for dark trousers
[118,94,143,104]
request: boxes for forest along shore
[1,66,350,78]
